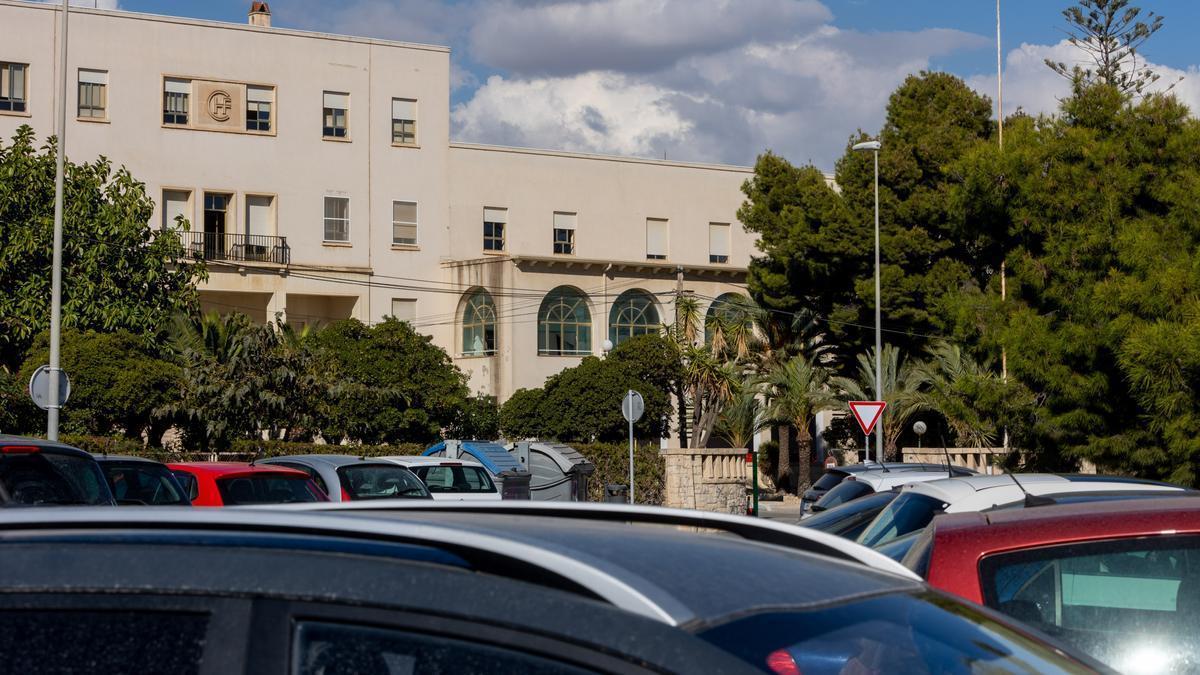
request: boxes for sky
[53,0,1200,170]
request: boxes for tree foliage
[0,126,205,371]
[1045,0,1171,96]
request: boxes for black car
[93,454,191,505]
[0,502,1105,673]
[0,435,114,506]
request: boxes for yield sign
[849,401,887,436]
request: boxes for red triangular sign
[849,401,887,436]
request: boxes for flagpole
[47,0,69,441]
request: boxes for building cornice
[449,142,754,174]
[1,0,451,54]
[441,254,747,279]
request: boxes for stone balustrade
[661,447,751,514]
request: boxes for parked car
[801,462,975,514]
[0,435,114,506]
[0,503,1106,673]
[167,462,329,506]
[94,455,190,506]
[799,489,899,540]
[260,454,431,502]
[856,473,1187,549]
[803,468,964,519]
[379,456,501,501]
[910,496,1200,673]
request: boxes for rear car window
[857,492,947,548]
[0,610,206,674]
[294,621,589,675]
[698,592,1094,674]
[216,475,326,505]
[0,451,111,505]
[980,534,1200,672]
[102,462,188,505]
[811,470,848,492]
[812,479,874,511]
[337,465,430,500]
[801,491,896,538]
[412,465,496,494]
[172,471,200,501]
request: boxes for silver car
[259,454,431,502]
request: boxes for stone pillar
[661,447,750,514]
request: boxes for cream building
[0,0,755,402]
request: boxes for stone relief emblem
[208,90,233,122]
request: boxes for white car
[801,468,962,521]
[379,456,501,501]
[856,473,1188,548]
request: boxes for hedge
[576,442,665,505]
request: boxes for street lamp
[852,139,883,464]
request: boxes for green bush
[228,439,428,459]
[576,442,665,505]
[498,388,546,439]
[0,368,39,435]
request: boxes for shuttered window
[709,222,730,263]
[392,201,417,245]
[646,218,668,260]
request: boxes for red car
[910,496,1200,673]
[168,462,329,507]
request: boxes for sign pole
[621,389,645,505]
[628,405,635,505]
[47,0,69,441]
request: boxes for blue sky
[71,0,1200,168]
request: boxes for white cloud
[468,0,831,76]
[968,40,1200,119]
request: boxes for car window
[0,451,111,505]
[412,466,496,494]
[216,475,326,505]
[272,462,330,496]
[801,491,896,537]
[172,470,200,501]
[857,492,947,548]
[337,465,430,500]
[102,462,188,505]
[293,621,591,675]
[980,535,1200,672]
[812,479,874,512]
[698,592,1095,674]
[811,471,847,492]
[0,609,207,674]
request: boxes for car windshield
[698,591,1096,674]
[0,451,111,505]
[411,465,495,494]
[857,492,947,548]
[876,528,925,563]
[810,471,847,493]
[337,465,431,500]
[812,479,875,512]
[216,475,327,505]
[802,491,897,538]
[102,461,188,505]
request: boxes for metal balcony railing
[182,232,291,265]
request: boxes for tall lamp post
[852,139,883,463]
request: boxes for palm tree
[713,385,767,449]
[915,341,999,450]
[681,345,741,448]
[763,354,837,492]
[831,344,929,461]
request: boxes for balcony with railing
[183,232,291,265]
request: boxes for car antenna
[1003,467,1056,507]
[939,432,953,479]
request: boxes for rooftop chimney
[248,2,271,28]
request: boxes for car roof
[91,454,168,466]
[381,455,486,468]
[0,505,923,628]
[849,469,961,489]
[833,462,975,476]
[930,496,1200,555]
[899,473,1184,510]
[166,462,310,477]
[0,435,95,460]
[265,454,407,469]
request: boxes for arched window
[538,287,592,356]
[608,289,660,347]
[460,288,497,356]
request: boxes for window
[709,222,730,264]
[608,289,660,347]
[0,62,28,113]
[323,197,350,242]
[163,78,189,125]
[646,218,668,260]
[246,86,272,132]
[162,190,191,230]
[391,98,416,144]
[245,195,273,237]
[461,289,496,356]
[392,200,417,245]
[77,69,106,119]
[215,476,324,505]
[391,299,416,323]
[553,212,576,255]
[980,535,1200,671]
[322,91,348,138]
[538,287,591,356]
[412,466,496,494]
[483,207,506,252]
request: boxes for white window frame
[0,62,28,114]
[646,218,669,260]
[161,189,192,231]
[323,196,350,243]
[244,194,275,237]
[322,91,349,139]
[391,98,417,145]
[483,207,507,252]
[553,212,576,256]
[391,298,417,323]
[246,86,273,133]
[163,78,190,126]
[709,222,730,264]
[392,200,418,246]
[77,69,106,120]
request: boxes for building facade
[0,0,755,402]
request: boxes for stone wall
[662,447,750,514]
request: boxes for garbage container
[605,484,629,504]
[498,470,532,500]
